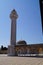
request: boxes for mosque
[15,40,43,56]
[8,9,43,56]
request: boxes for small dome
[17,40,27,45]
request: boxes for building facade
[14,40,43,56]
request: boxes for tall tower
[8,9,18,56]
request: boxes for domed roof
[17,40,27,45]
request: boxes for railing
[18,54,43,57]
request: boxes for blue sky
[0,0,43,47]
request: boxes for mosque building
[15,40,43,56]
[8,9,43,56]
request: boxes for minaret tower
[8,9,18,56]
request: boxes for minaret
[8,9,18,56]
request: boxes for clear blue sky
[0,0,43,47]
